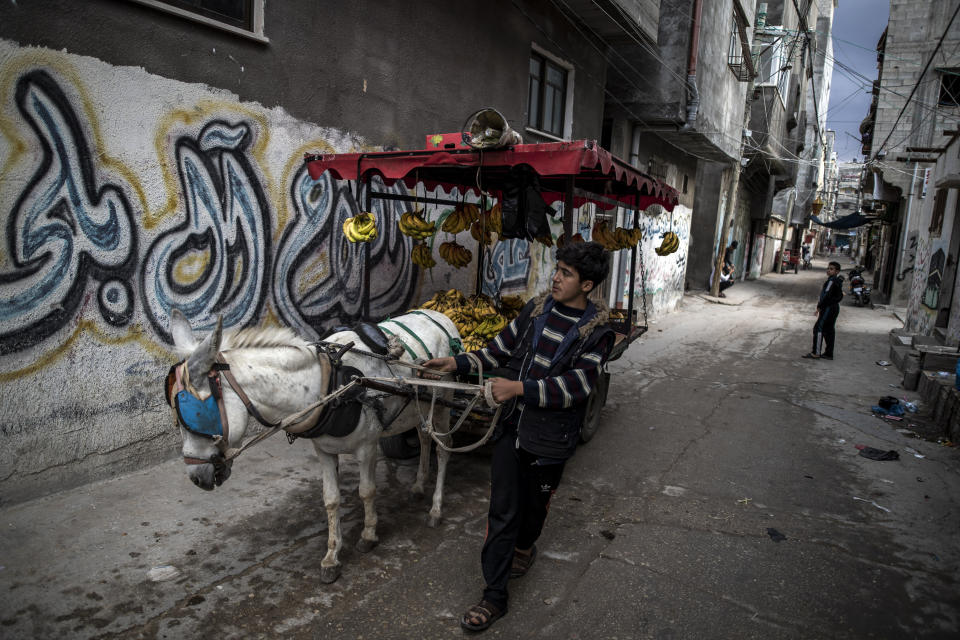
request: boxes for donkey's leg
[411,426,432,498]
[314,446,343,584]
[427,404,453,528]
[355,441,380,554]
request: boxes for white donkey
[166,308,459,583]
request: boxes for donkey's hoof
[356,537,379,554]
[319,565,341,584]
[427,514,441,528]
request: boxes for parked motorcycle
[848,266,871,306]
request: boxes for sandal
[510,545,537,579]
[460,599,506,632]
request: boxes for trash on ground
[876,360,891,366]
[905,447,925,459]
[737,497,752,506]
[147,565,181,582]
[766,528,787,542]
[853,496,891,512]
[888,383,900,388]
[855,445,900,461]
[872,402,904,417]
[902,401,918,412]
[936,371,952,377]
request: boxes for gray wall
[0,0,608,147]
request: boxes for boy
[422,241,615,632]
[803,261,844,360]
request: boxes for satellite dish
[461,108,523,150]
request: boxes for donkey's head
[166,309,235,491]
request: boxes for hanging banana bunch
[411,243,436,268]
[438,241,472,268]
[655,232,680,256]
[398,210,437,240]
[482,204,502,235]
[536,234,554,247]
[342,212,378,243]
[470,220,493,246]
[591,220,620,251]
[441,202,480,234]
[556,232,585,248]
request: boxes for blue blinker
[175,390,223,438]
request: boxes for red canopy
[305,140,678,212]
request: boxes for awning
[304,139,679,211]
[811,212,876,229]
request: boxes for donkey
[166,308,460,583]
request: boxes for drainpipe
[681,0,704,130]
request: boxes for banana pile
[342,212,378,243]
[441,203,480,234]
[398,210,436,240]
[655,232,680,256]
[591,221,643,251]
[411,243,436,268]
[420,289,522,352]
[556,232,585,248]
[438,241,473,268]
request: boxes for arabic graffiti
[273,169,416,339]
[141,120,272,344]
[897,232,917,281]
[922,248,945,310]
[0,70,138,356]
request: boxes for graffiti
[141,120,271,344]
[0,70,138,355]
[273,170,416,338]
[923,248,945,310]
[482,239,531,296]
[750,233,765,279]
[904,236,931,333]
[896,232,918,281]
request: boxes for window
[528,51,569,138]
[127,0,267,42]
[938,68,960,107]
[727,10,755,81]
[930,188,947,236]
[755,32,791,102]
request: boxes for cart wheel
[794,263,798,274]
[380,431,421,459]
[580,371,610,443]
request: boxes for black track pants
[480,431,566,609]
[812,303,839,357]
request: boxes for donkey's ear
[170,309,197,353]
[186,316,223,383]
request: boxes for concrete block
[912,334,942,348]
[890,344,915,370]
[918,370,952,401]
[920,352,960,373]
[889,327,912,348]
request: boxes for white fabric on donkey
[167,308,459,583]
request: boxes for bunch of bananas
[481,204,502,235]
[592,222,641,251]
[419,289,515,349]
[411,243,436,268]
[441,203,480,234]
[655,232,680,256]
[342,212,378,243]
[470,220,493,246]
[499,294,525,316]
[556,232,585,248]
[438,241,473,268]
[398,210,436,240]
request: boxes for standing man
[422,242,614,632]
[803,261,844,360]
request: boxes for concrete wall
[0,0,614,505]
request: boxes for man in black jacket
[803,261,844,360]
[422,242,614,632]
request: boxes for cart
[304,138,679,446]
[780,249,799,274]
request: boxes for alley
[2,261,959,639]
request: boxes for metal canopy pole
[363,176,372,320]
[564,177,575,240]
[625,206,639,331]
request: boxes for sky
[826,0,891,163]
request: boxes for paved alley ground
[2,258,959,639]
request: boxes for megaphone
[461,108,523,150]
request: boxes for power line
[874,2,960,157]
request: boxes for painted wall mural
[1,70,138,355]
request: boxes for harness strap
[377,325,418,360]
[215,353,281,429]
[409,310,462,355]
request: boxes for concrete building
[859,0,960,305]
[0,0,687,503]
